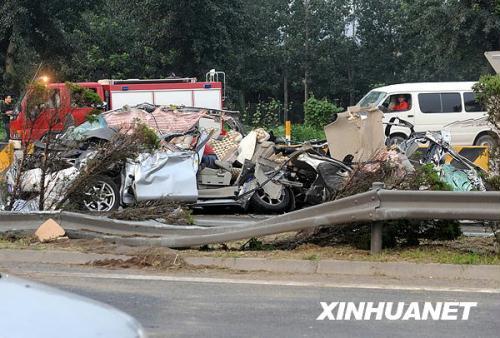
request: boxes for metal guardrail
[1,186,499,254]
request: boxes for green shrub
[291,124,325,142]
[473,75,500,129]
[304,95,342,128]
[411,164,453,191]
[343,220,461,250]
[271,124,325,142]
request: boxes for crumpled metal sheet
[104,106,207,135]
[237,131,257,164]
[129,152,199,202]
[440,164,475,191]
[12,199,39,212]
[324,106,385,162]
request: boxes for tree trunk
[238,90,245,112]
[347,64,355,106]
[4,37,16,90]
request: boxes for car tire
[250,187,291,213]
[388,135,406,145]
[475,134,498,149]
[82,175,120,212]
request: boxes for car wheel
[83,175,120,212]
[475,134,498,149]
[388,135,406,145]
[250,187,291,213]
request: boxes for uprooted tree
[7,81,105,211]
[7,81,61,211]
[287,154,463,251]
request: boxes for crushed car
[384,116,488,191]
[6,104,351,213]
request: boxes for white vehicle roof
[373,82,477,93]
[0,273,145,338]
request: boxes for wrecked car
[385,116,488,191]
[8,104,351,213]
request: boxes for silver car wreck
[8,104,351,213]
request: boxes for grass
[388,247,500,265]
[304,254,320,261]
[185,237,500,265]
[1,234,499,266]
[0,238,37,249]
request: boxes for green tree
[0,0,101,91]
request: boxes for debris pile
[0,103,496,219]
[91,247,183,270]
[1,104,352,214]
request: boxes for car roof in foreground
[0,273,145,338]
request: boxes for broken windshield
[358,91,386,108]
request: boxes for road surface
[3,262,499,338]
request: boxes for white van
[357,82,498,147]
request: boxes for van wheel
[475,134,498,149]
[388,135,406,145]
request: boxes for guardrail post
[370,222,383,255]
[370,182,384,255]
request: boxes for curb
[0,249,129,265]
[183,256,500,282]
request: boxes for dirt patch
[91,247,184,270]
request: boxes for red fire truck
[10,73,224,141]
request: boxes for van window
[441,93,462,112]
[358,91,386,107]
[418,93,462,113]
[418,93,441,113]
[383,94,412,112]
[463,92,485,112]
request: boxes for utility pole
[284,68,291,143]
[304,0,310,104]
[284,69,289,122]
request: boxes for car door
[30,87,65,140]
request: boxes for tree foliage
[474,74,500,129]
[1,0,499,119]
[304,96,342,128]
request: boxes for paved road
[9,266,499,338]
